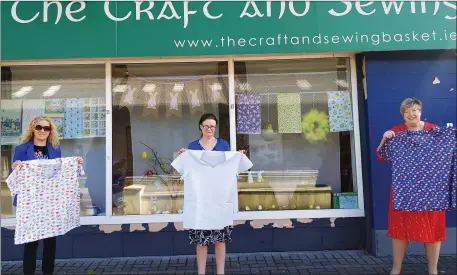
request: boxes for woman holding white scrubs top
[178,113,246,275]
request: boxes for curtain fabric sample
[236,94,261,134]
[64,98,83,139]
[277,93,302,133]
[327,91,354,132]
[82,98,106,137]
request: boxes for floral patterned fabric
[277,93,302,133]
[189,226,233,246]
[378,127,456,211]
[6,157,81,245]
[236,94,261,134]
[327,91,353,132]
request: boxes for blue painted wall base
[372,228,456,256]
[1,217,365,261]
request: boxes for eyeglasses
[35,125,51,132]
[201,125,216,131]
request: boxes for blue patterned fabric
[64,98,84,139]
[378,127,456,211]
[236,94,261,134]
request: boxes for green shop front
[1,1,456,259]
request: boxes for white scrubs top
[171,150,253,230]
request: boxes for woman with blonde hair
[11,116,82,275]
[376,98,444,275]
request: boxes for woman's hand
[12,160,23,170]
[239,150,247,155]
[177,148,186,155]
[77,157,83,167]
[376,130,395,151]
[383,130,395,139]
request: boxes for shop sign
[2,1,456,60]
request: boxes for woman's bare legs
[424,241,441,274]
[391,238,408,274]
[196,245,208,275]
[215,242,226,274]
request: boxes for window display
[234,58,358,211]
[111,58,359,216]
[111,62,230,215]
[1,58,361,220]
[1,65,107,218]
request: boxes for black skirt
[188,226,233,246]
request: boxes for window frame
[0,52,364,227]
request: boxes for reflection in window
[111,63,229,215]
[234,58,358,211]
[0,65,107,218]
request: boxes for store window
[234,58,358,211]
[1,65,107,218]
[111,62,230,215]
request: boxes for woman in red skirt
[376,98,445,275]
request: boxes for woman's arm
[12,145,24,163]
[10,145,25,173]
[376,124,405,162]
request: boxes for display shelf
[238,185,332,211]
[238,170,319,186]
[118,173,331,215]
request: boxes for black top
[33,145,49,160]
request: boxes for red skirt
[388,188,446,243]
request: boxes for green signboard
[2,1,456,60]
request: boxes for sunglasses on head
[35,125,51,132]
